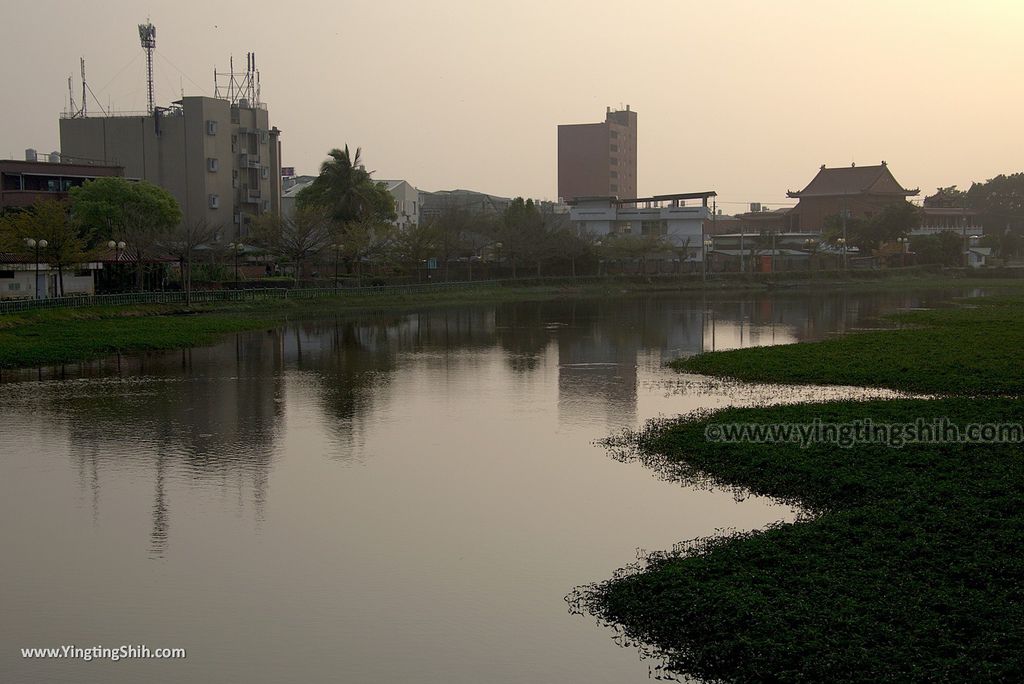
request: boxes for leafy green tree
[825,201,920,252]
[911,231,963,266]
[69,178,181,289]
[0,214,15,251]
[822,214,865,247]
[428,203,475,281]
[496,197,545,279]
[600,232,670,274]
[3,200,91,296]
[860,201,920,251]
[923,186,967,208]
[550,223,593,277]
[296,146,397,224]
[967,173,1024,242]
[393,220,439,281]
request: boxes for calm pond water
[0,288,978,683]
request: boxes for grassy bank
[0,284,594,369]
[579,295,1024,682]
[675,295,1024,395]
[0,274,1022,371]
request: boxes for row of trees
[253,146,608,282]
[0,179,189,297]
[818,172,1024,262]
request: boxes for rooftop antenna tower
[81,58,87,117]
[138,21,156,114]
[214,51,261,107]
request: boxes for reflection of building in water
[3,288,952,555]
[547,300,641,428]
[26,330,287,557]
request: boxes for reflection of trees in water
[3,288,959,556]
[288,308,502,448]
[10,332,285,558]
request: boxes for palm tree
[297,146,394,225]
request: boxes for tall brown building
[557,106,637,201]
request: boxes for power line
[155,50,210,96]
[94,51,142,94]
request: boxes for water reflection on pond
[0,289,975,683]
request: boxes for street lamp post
[804,238,817,271]
[332,243,342,288]
[24,238,48,299]
[227,242,244,284]
[837,237,847,270]
[703,237,714,282]
[107,240,126,291]
[897,237,908,267]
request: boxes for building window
[641,220,667,237]
[610,170,618,178]
[610,130,618,139]
[206,120,218,135]
[610,183,618,192]
[260,166,269,179]
[610,144,618,152]
[610,157,618,166]
[209,194,220,209]
[207,157,220,172]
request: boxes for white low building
[376,180,420,229]
[0,256,102,299]
[569,192,716,261]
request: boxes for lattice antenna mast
[138,21,156,114]
[214,52,261,106]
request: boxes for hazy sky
[2,0,1022,210]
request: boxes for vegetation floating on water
[576,294,1024,683]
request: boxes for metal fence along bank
[0,266,972,316]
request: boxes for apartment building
[59,96,281,241]
[557,106,637,202]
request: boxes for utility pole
[841,194,849,270]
